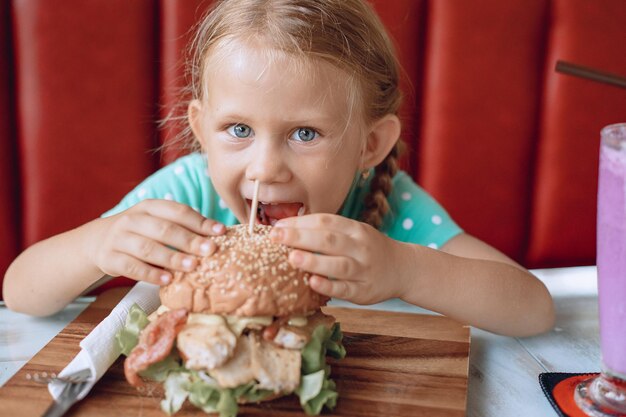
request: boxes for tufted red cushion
[12,0,161,246]
[370,0,427,176]
[159,0,211,165]
[417,0,548,261]
[527,0,626,267]
[0,0,19,300]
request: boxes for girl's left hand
[269,213,405,304]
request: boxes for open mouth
[246,200,305,226]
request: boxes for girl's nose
[245,140,292,184]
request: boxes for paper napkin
[48,281,161,400]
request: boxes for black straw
[555,60,626,89]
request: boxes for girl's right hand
[88,199,226,286]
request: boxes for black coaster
[539,372,599,417]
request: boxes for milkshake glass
[575,123,626,416]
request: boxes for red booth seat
[1,0,625,298]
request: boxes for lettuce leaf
[188,378,220,413]
[216,389,238,417]
[116,303,149,355]
[161,372,191,415]
[303,388,338,415]
[162,371,240,417]
[301,323,346,374]
[325,340,346,359]
[296,323,346,415]
[298,372,340,415]
[296,369,325,404]
[241,386,274,403]
[301,325,329,374]
[140,352,183,382]
[232,382,273,403]
[330,322,343,342]
[328,323,346,359]
[180,372,274,417]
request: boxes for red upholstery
[0,0,19,300]
[1,0,625,296]
[12,0,160,249]
[418,0,548,261]
[370,0,427,176]
[527,0,626,267]
[159,0,209,164]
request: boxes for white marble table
[0,266,600,416]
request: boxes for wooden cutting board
[0,287,470,417]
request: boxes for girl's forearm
[3,218,107,316]
[395,243,555,337]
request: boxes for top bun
[160,224,328,316]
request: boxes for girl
[3,0,554,337]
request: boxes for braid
[361,141,403,229]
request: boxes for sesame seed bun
[160,224,329,316]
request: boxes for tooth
[297,206,305,216]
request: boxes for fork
[35,368,92,417]
[26,368,92,385]
[41,377,90,417]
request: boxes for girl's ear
[188,99,207,149]
[360,114,401,170]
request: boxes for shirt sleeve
[100,153,237,225]
[381,171,463,249]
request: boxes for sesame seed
[186,224,315,314]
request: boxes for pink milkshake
[597,125,626,377]
[576,123,626,416]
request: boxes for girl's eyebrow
[215,111,338,127]
[214,112,249,121]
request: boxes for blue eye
[292,128,318,142]
[227,123,253,138]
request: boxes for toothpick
[248,179,260,234]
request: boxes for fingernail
[274,220,285,228]
[182,257,194,269]
[212,223,225,234]
[290,251,303,266]
[160,274,171,284]
[200,241,212,255]
[270,228,282,241]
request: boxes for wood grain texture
[0,288,470,417]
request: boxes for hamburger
[117,224,346,417]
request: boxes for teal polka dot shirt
[103,153,463,249]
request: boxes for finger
[274,213,361,234]
[136,199,226,236]
[309,275,355,300]
[270,227,357,258]
[116,232,199,273]
[109,252,173,286]
[289,250,359,280]
[125,213,217,257]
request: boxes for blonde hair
[178,0,403,229]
